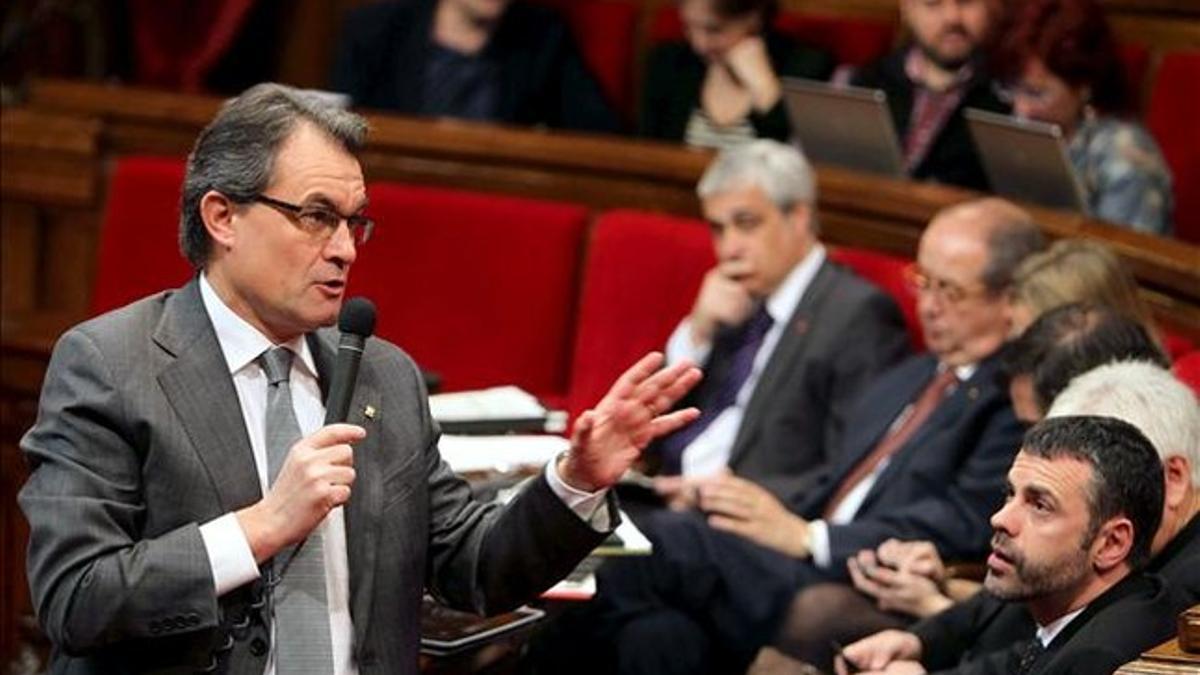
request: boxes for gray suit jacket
[20,279,608,674]
[651,260,910,504]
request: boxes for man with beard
[839,415,1179,675]
[850,0,1008,190]
[331,0,617,131]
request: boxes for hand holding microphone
[237,297,377,563]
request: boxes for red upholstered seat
[565,210,715,420]
[91,156,193,316]
[1146,50,1200,244]
[649,7,895,67]
[827,247,923,352]
[352,183,588,398]
[528,0,640,121]
[1173,351,1200,398]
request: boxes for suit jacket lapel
[843,356,938,472]
[154,279,262,512]
[310,331,383,647]
[729,260,834,466]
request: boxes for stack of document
[428,385,566,434]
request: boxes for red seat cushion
[91,156,193,316]
[1162,330,1195,363]
[1172,351,1200,398]
[351,183,588,397]
[566,210,715,420]
[649,7,895,67]
[1146,51,1200,244]
[528,0,639,121]
[827,247,923,351]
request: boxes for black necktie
[1016,637,1045,675]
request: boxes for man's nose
[325,221,359,266]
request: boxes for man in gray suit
[18,83,701,674]
[649,140,910,507]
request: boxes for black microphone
[324,297,377,424]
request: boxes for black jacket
[851,48,1008,190]
[331,0,618,132]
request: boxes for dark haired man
[1002,302,1169,423]
[840,416,1178,674]
[19,83,699,674]
[850,0,1008,189]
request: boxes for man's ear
[787,203,814,240]
[1162,455,1191,511]
[1091,517,1135,573]
[200,190,238,251]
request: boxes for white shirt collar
[198,273,317,379]
[763,244,826,324]
[1036,605,1086,647]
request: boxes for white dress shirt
[195,275,606,674]
[808,363,976,567]
[1037,605,1085,647]
[664,245,826,477]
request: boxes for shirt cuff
[808,519,832,568]
[666,318,712,367]
[199,513,261,597]
[545,457,611,532]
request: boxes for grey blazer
[20,279,608,674]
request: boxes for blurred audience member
[1008,238,1154,337]
[640,0,834,149]
[1003,303,1167,423]
[994,0,1173,235]
[331,0,617,132]
[850,0,1007,189]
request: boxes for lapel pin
[363,405,377,420]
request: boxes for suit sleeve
[755,292,910,503]
[19,328,219,654]
[410,352,610,615]
[824,399,1024,566]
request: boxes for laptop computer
[966,108,1087,212]
[781,77,905,178]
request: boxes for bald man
[532,199,1044,674]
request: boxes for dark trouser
[529,509,837,674]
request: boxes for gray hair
[179,83,368,268]
[1048,360,1200,486]
[696,140,817,227]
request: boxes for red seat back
[1118,43,1151,109]
[352,183,588,397]
[91,156,193,316]
[827,247,923,351]
[566,210,715,419]
[528,0,640,122]
[1147,51,1200,244]
[649,7,895,67]
[1172,351,1200,398]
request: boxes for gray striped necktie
[259,346,334,673]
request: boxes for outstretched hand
[559,353,702,492]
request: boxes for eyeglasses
[250,194,374,246]
[903,263,994,305]
[991,81,1059,109]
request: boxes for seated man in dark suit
[331,0,617,132]
[850,0,1008,190]
[532,198,1042,674]
[843,360,1200,674]
[763,303,1172,671]
[840,415,1177,675]
[649,139,911,506]
[1048,361,1200,608]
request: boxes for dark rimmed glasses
[250,194,374,246]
